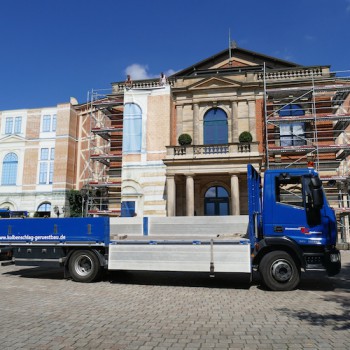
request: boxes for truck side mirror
[310,177,322,189]
[311,188,324,209]
[309,176,324,209]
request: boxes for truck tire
[68,250,102,283]
[259,251,300,291]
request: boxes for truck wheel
[259,251,300,291]
[68,250,102,283]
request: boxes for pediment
[0,134,26,143]
[188,77,242,90]
[171,46,301,78]
[212,58,257,69]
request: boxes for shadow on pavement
[109,270,252,289]
[3,253,349,292]
[277,259,350,331]
[3,266,65,280]
[3,267,252,289]
[277,288,350,331]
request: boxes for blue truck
[0,165,341,291]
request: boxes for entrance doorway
[204,186,229,216]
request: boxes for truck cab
[249,164,341,290]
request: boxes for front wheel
[68,250,102,283]
[259,251,300,291]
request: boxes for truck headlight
[330,253,340,263]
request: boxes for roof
[170,46,302,78]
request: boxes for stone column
[186,174,195,216]
[193,103,199,145]
[166,175,176,216]
[231,101,239,143]
[230,175,240,215]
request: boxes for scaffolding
[85,89,124,216]
[263,66,350,243]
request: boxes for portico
[166,171,244,216]
[163,141,260,217]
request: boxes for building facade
[109,47,337,217]
[0,101,79,217]
[1,46,350,245]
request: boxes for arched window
[36,202,51,217]
[279,104,305,146]
[1,153,18,185]
[37,202,51,212]
[204,186,229,216]
[123,103,142,153]
[203,108,228,145]
[0,202,14,210]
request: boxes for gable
[171,46,301,78]
[188,77,242,90]
[220,60,250,69]
[0,134,26,144]
[208,55,259,70]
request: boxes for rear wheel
[259,251,300,291]
[68,250,102,283]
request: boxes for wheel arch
[253,237,305,269]
[64,248,107,279]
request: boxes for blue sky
[1,0,350,110]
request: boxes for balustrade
[167,142,257,158]
[258,67,324,81]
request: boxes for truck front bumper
[325,247,341,276]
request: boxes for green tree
[67,190,83,217]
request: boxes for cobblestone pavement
[0,251,349,350]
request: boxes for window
[5,118,13,134]
[276,176,303,208]
[121,201,136,217]
[42,114,57,132]
[204,186,229,216]
[39,148,55,184]
[278,104,305,146]
[1,153,18,185]
[123,103,142,153]
[37,202,51,211]
[36,202,51,217]
[4,116,22,135]
[203,108,228,145]
[14,117,22,133]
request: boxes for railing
[258,67,326,81]
[113,78,175,92]
[166,142,259,158]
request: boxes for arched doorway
[204,186,229,216]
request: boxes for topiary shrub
[238,131,253,143]
[178,133,192,146]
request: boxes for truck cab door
[264,173,326,245]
